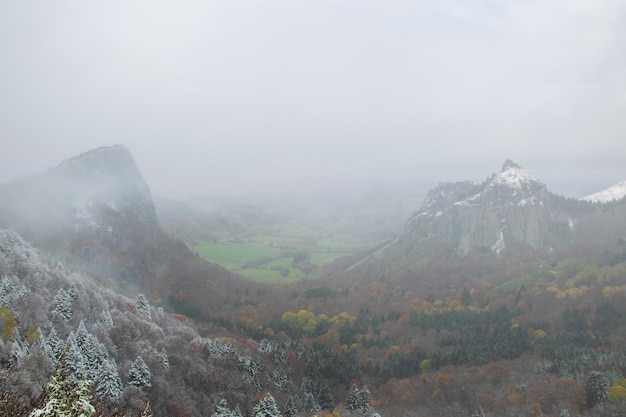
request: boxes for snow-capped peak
[581,181,626,203]
[489,160,538,189]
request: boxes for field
[159,191,425,284]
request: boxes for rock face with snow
[395,160,590,256]
[0,145,157,240]
[581,181,626,204]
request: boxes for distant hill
[0,145,263,317]
[324,160,626,290]
[581,180,626,203]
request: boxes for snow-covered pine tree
[212,399,233,417]
[52,288,73,321]
[135,293,151,320]
[159,347,169,372]
[68,283,78,300]
[11,328,28,364]
[29,361,95,417]
[359,385,372,414]
[44,327,63,364]
[346,384,360,411]
[0,275,28,308]
[282,395,298,417]
[253,393,279,417]
[128,356,152,388]
[95,358,123,403]
[64,333,86,384]
[97,309,113,327]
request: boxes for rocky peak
[489,159,539,188]
[399,160,577,256]
[51,145,158,226]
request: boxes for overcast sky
[1,1,625,199]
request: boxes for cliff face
[0,145,157,239]
[397,160,591,256]
[0,145,249,310]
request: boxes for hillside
[0,145,266,320]
[3,148,626,416]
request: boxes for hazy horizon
[2,1,625,199]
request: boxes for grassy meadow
[159,191,425,284]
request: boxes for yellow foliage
[608,379,626,402]
[555,291,567,299]
[0,307,17,341]
[419,359,431,373]
[603,285,626,298]
[532,329,547,339]
[329,311,356,326]
[547,285,559,293]
[563,285,589,299]
[26,327,39,344]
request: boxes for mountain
[385,160,597,258]
[0,145,156,240]
[0,145,261,316]
[328,160,626,291]
[581,180,626,203]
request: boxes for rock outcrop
[395,160,591,256]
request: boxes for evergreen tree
[11,328,28,364]
[128,356,152,388]
[346,384,361,411]
[68,283,78,301]
[64,333,86,384]
[95,359,123,403]
[253,393,279,417]
[159,347,169,372]
[44,327,64,364]
[359,385,372,414]
[97,310,113,327]
[29,361,95,417]
[586,371,608,408]
[135,293,151,320]
[52,289,73,321]
[283,395,298,417]
[212,399,234,417]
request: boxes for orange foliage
[507,392,524,404]
[528,402,542,416]
[433,372,453,397]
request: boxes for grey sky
[1,1,625,199]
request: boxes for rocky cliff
[394,160,593,257]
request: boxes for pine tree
[253,393,279,417]
[359,385,372,414]
[587,371,608,408]
[95,359,123,403]
[97,310,113,327]
[52,289,73,321]
[135,293,151,320]
[68,283,78,301]
[64,333,86,384]
[212,399,233,417]
[283,395,298,417]
[11,328,28,364]
[159,347,169,372]
[29,361,95,417]
[346,384,361,411]
[128,356,152,388]
[44,327,63,364]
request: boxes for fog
[1,1,625,199]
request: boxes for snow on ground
[581,181,626,203]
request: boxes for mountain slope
[0,145,261,316]
[388,160,595,257]
[581,180,626,203]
